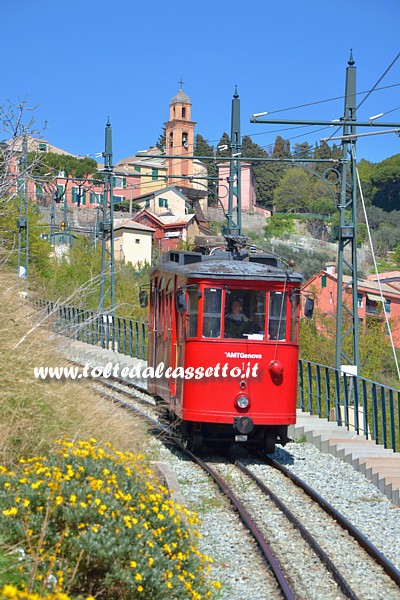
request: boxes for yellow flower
[212,581,222,589]
[137,586,144,593]
[135,573,143,581]
[2,507,18,517]
[148,557,154,567]
[130,560,137,568]
[22,499,30,508]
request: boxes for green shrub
[0,440,220,599]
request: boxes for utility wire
[326,52,400,143]
[357,52,400,111]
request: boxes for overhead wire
[325,52,400,143]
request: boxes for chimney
[326,262,336,275]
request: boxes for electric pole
[335,51,359,373]
[223,86,242,237]
[99,118,115,313]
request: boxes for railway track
[93,376,400,599]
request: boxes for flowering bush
[0,584,91,599]
[0,440,221,599]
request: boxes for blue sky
[3,0,400,165]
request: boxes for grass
[0,269,146,467]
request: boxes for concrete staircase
[290,411,400,505]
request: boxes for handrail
[298,358,400,452]
[30,297,148,360]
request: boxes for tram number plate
[235,435,248,442]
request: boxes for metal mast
[223,86,242,236]
[99,118,115,312]
[17,135,29,294]
[335,51,359,373]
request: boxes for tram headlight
[236,395,249,409]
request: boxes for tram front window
[224,290,265,339]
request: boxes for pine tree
[293,142,313,160]
[156,126,166,151]
[216,132,230,158]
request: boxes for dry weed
[0,269,148,466]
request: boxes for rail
[31,299,399,451]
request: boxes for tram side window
[268,292,287,341]
[203,288,222,338]
[187,286,199,338]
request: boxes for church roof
[170,88,191,105]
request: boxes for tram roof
[152,251,303,283]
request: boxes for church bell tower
[165,84,196,188]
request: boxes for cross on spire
[178,76,185,89]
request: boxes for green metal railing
[32,298,148,360]
[299,359,400,452]
[31,299,400,451]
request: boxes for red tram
[145,248,306,453]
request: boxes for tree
[370,154,400,212]
[356,158,375,206]
[272,135,290,158]
[0,99,45,204]
[0,196,51,278]
[241,135,283,207]
[292,142,313,160]
[194,134,216,193]
[156,126,166,151]
[216,132,230,158]
[273,168,311,212]
[0,99,50,274]
[28,152,98,179]
[264,214,295,238]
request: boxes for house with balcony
[302,266,400,347]
[133,186,190,218]
[133,209,200,252]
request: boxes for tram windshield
[200,287,290,341]
[224,289,266,340]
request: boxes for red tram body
[147,249,303,452]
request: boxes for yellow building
[113,220,155,267]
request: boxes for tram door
[169,279,185,412]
